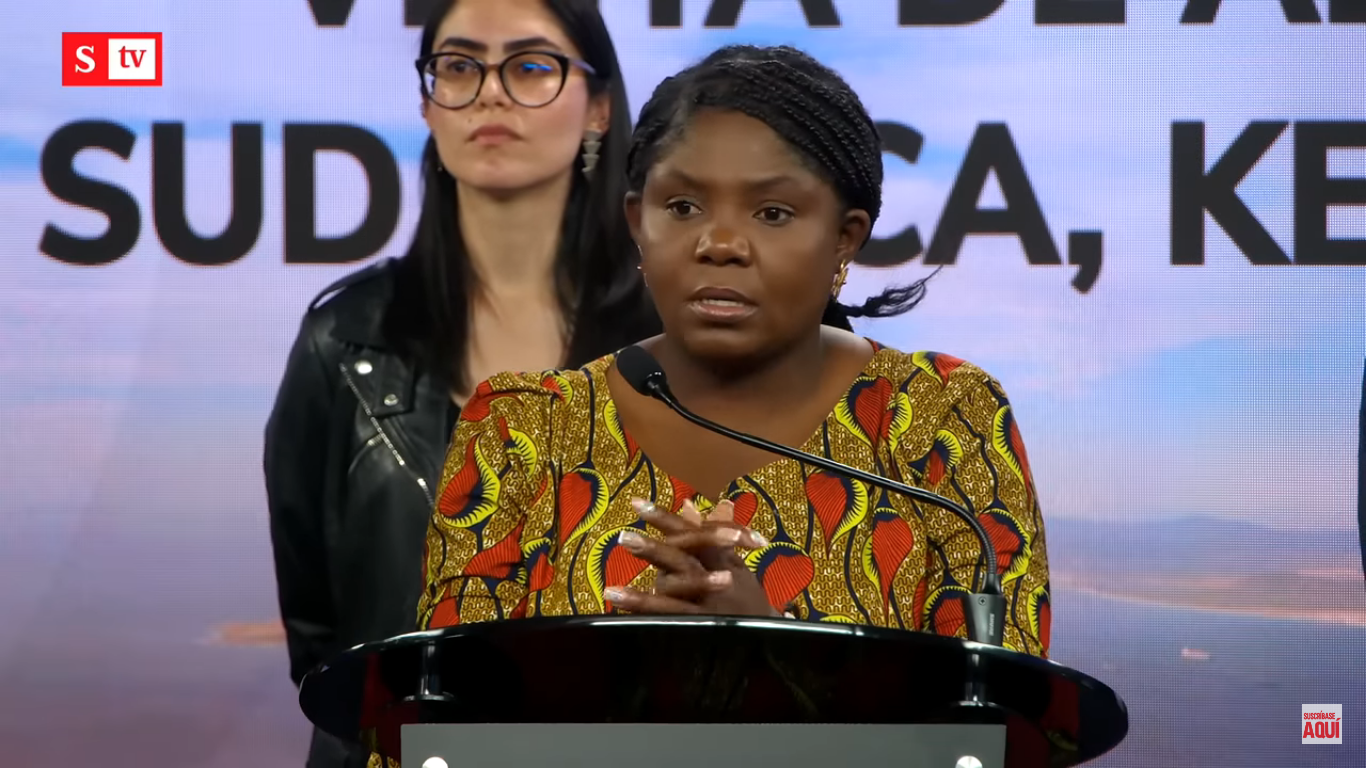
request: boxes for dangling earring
[581,129,603,180]
[831,262,849,298]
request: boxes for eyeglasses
[416,51,597,110]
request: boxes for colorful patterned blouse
[417,342,1051,656]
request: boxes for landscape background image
[2,1,1364,766]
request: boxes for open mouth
[686,288,757,323]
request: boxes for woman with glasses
[263,1,658,766]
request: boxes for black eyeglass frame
[415,50,599,110]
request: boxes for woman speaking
[264,1,657,766]
[417,44,1052,656]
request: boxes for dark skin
[603,109,875,617]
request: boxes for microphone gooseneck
[615,344,1007,647]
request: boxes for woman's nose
[694,225,752,266]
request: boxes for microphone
[616,344,1007,647]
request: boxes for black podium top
[300,615,1127,766]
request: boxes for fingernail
[746,530,769,548]
[706,571,732,587]
[618,530,646,552]
[632,499,660,517]
[715,528,742,544]
[604,587,629,602]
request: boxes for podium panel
[402,723,1007,768]
[301,616,1128,766]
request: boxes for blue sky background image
[1,0,1363,532]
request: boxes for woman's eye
[756,206,793,224]
[665,200,700,217]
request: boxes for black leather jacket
[263,259,462,768]
[265,257,658,767]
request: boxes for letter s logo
[75,45,96,73]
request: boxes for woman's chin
[673,328,769,370]
[449,160,567,195]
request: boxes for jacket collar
[312,258,398,350]
[337,349,420,419]
[311,259,420,417]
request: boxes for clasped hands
[603,498,782,618]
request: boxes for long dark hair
[384,0,659,391]
[626,45,933,331]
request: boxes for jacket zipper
[339,363,435,508]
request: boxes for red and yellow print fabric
[418,343,1051,657]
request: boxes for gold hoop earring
[831,262,849,298]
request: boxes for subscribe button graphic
[1302,704,1342,745]
[62,33,162,86]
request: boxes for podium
[299,616,1128,767]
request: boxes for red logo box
[63,33,162,87]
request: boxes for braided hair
[626,45,931,330]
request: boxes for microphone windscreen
[616,345,665,396]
